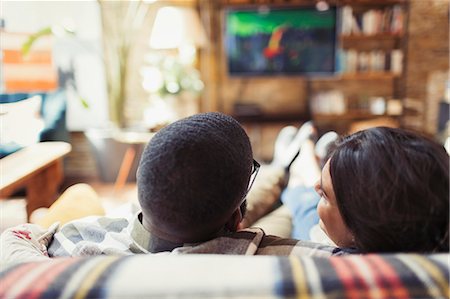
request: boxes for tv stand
[233,112,309,124]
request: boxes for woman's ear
[225,208,243,232]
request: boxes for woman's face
[314,160,354,248]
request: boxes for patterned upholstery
[1,253,448,298]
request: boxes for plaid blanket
[0,253,447,298]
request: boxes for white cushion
[0,95,44,147]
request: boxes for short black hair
[330,127,449,253]
[137,112,253,242]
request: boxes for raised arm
[0,222,58,265]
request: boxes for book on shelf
[345,49,358,73]
[358,52,369,71]
[391,49,403,74]
[351,16,361,35]
[337,49,402,74]
[341,6,353,35]
[311,90,346,115]
[391,5,404,34]
[362,9,379,35]
[340,5,404,36]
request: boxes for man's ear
[225,208,243,232]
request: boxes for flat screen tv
[225,6,337,76]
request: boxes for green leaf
[21,26,75,56]
[21,27,53,56]
[79,97,90,109]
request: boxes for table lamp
[142,5,207,126]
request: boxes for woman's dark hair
[137,112,253,242]
[330,127,449,253]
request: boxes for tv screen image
[225,6,336,76]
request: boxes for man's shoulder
[173,228,348,257]
[256,234,347,257]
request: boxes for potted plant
[84,0,153,182]
[140,52,204,127]
[98,0,151,128]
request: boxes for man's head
[137,112,253,244]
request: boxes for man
[1,113,343,264]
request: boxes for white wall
[2,0,109,130]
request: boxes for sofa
[1,185,449,299]
[0,253,447,298]
[1,171,448,298]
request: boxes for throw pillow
[32,184,105,228]
[0,95,44,147]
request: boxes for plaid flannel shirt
[48,212,348,257]
[1,212,349,265]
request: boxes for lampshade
[149,6,208,49]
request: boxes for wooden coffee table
[0,142,71,220]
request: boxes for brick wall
[404,0,449,132]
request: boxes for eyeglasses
[240,159,260,203]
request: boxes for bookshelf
[310,0,408,133]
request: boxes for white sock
[272,126,297,167]
[288,139,321,188]
[281,121,315,169]
[315,131,339,161]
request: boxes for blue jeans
[280,186,320,240]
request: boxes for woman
[282,126,449,252]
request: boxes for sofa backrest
[0,253,448,298]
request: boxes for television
[224,6,337,76]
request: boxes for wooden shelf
[341,33,402,40]
[309,72,399,82]
[340,34,402,50]
[336,0,406,6]
[313,112,397,122]
[338,72,400,80]
[232,112,309,123]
